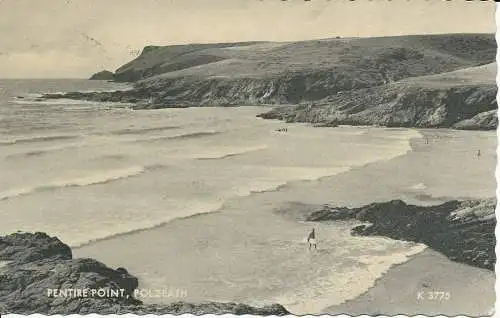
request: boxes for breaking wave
[0,135,79,146]
[109,126,180,135]
[0,165,167,202]
[133,131,221,143]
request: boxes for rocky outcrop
[89,70,115,81]
[42,89,154,107]
[306,199,496,271]
[452,109,498,130]
[0,232,289,315]
[258,80,497,129]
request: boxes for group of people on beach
[275,127,288,132]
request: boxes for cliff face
[259,64,498,129]
[129,35,496,112]
[0,232,289,315]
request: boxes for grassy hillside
[114,34,495,85]
[74,34,496,130]
[113,41,263,82]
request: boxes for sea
[0,79,495,314]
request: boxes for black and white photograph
[0,0,497,316]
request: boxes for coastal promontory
[44,34,497,130]
[89,70,115,81]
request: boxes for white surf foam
[62,166,349,248]
[3,126,420,247]
[0,103,425,268]
[270,243,427,314]
[0,166,149,201]
[410,182,427,190]
[0,135,79,146]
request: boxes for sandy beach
[327,249,495,316]
[0,80,496,316]
[1,80,496,316]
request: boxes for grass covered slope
[113,42,264,82]
[118,34,495,84]
[127,34,496,106]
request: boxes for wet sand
[327,249,495,317]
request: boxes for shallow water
[0,79,495,314]
[0,80,419,246]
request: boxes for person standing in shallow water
[307,228,317,250]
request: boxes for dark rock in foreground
[89,70,115,81]
[307,199,496,271]
[0,232,289,315]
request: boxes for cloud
[0,0,495,78]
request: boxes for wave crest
[109,126,180,135]
[0,165,166,201]
[135,131,220,143]
[195,145,268,160]
[0,135,79,146]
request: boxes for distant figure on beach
[425,137,429,144]
[307,228,317,250]
[476,149,481,158]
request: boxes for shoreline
[325,248,495,316]
[70,126,495,315]
[69,125,420,250]
[306,198,495,271]
[2,193,494,316]
[40,89,497,131]
[1,96,495,315]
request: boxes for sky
[0,0,496,78]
